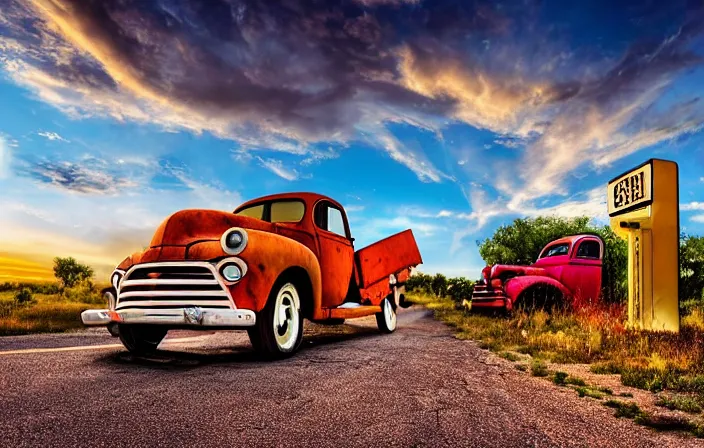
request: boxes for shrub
[531,359,549,377]
[499,351,520,362]
[604,400,641,418]
[680,235,704,304]
[565,376,587,387]
[447,277,474,302]
[406,273,474,303]
[62,282,104,304]
[14,288,33,305]
[655,395,703,414]
[430,273,448,298]
[553,371,568,385]
[576,387,604,399]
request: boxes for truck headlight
[217,258,247,282]
[221,227,248,255]
[221,264,242,282]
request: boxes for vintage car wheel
[515,284,563,313]
[118,325,168,355]
[249,280,303,358]
[376,297,397,333]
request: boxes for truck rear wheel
[248,280,303,359]
[376,297,397,333]
[118,325,168,355]
[515,284,563,313]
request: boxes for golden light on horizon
[0,254,54,282]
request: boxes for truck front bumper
[81,307,256,328]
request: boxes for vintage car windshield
[540,243,570,258]
[235,200,305,223]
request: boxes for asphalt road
[0,307,700,448]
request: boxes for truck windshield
[234,200,305,223]
[540,243,570,258]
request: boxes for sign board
[607,161,653,217]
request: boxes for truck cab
[82,192,423,358]
[471,234,604,312]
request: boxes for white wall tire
[248,280,303,358]
[376,297,397,333]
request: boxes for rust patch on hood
[149,209,275,247]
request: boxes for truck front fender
[228,229,323,317]
[504,276,572,311]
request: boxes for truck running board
[328,305,382,320]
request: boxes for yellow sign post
[607,159,679,332]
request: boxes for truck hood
[150,209,275,246]
[116,209,277,270]
[484,264,547,280]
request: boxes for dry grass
[0,283,107,336]
[409,292,704,438]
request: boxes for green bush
[14,288,33,305]
[680,235,704,303]
[553,371,568,385]
[604,400,642,418]
[406,272,474,303]
[447,277,474,302]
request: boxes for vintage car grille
[116,262,233,310]
[471,283,506,299]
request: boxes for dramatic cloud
[22,159,138,194]
[0,0,703,191]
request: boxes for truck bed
[355,229,422,289]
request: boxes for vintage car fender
[187,228,323,318]
[503,275,572,310]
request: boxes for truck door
[313,200,355,308]
[564,238,603,306]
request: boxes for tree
[53,257,94,288]
[680,234,704,303]
[476,216,628,303]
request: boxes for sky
[0,0,704,282]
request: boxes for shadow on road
[95,323,380,371]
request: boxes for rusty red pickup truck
[82,192,423,358]
[470,234,604,312]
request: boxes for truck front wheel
[118,325,168,355]
[248,280,303,358]
[376,297,397,333]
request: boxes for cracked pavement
[0,307,701,447]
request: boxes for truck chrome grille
[471,284,506,299]
[116,262,233,310]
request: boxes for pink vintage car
[470,234,604,311]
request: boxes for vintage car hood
[486,264,547,279]
[117,210,276,270]
[149,209,276,246]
